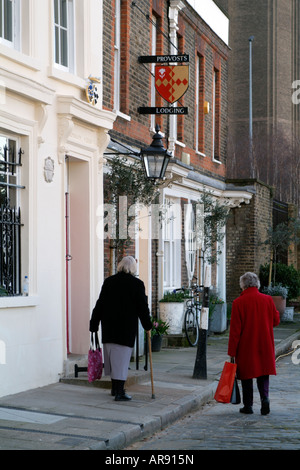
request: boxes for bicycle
[174,285,203,346]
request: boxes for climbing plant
[261,218,300,285]
[197,190,229,265]
[104,154,160,269]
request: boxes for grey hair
[240,272,260,290]
[117,256,137,275]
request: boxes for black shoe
[261,397,270,415]
[114,380,132,401]
[239,406,253,414]
[115,391,132,401]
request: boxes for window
[176,34,184,142]
[114,0,121,112]
[0,0,13,43]
[0,0,20,49]
[54,0,74,71]
[150,15,157,130]
[170,33,179,144]
[184,204,196,283]
[163,198,181,290]
[113,0,130,118]
[212,68,221,161]
[196,54,205,155]
[0,135,24,296]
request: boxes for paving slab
[0,314,299,450]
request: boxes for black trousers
[241,375,269,407]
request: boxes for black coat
[89,272,152,348]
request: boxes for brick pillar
[226,180,273,303]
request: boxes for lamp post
[139,124,171,369]
[140,125,172,180]
[193,267,210,379]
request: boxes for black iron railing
[0,145,24,296]
[0,200,22,296]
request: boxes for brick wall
[102,0,229,301]
[226,180,273,302]
[102,0,229,180]
[221,0,300,210]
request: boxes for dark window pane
[61,29,68,67]
[61,0,67,28]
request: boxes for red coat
[228,287,280,380]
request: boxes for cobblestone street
[127,354,300,451]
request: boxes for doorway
[65,156,90,354]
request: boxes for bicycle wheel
[184,307,199,346]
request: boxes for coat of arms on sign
[155,65,189,104]
[86,76,101,106]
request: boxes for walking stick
[144,332,148,371]
[147,330,155,399]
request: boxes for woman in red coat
[228,272,280,415]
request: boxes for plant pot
[210,303,227,333]
[281,306,294,322]
[271,296,286,317]
[151,334,163,352]
[159,302,184,334]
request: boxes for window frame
[0,133,24,296]
[54,0,75,73]
[113,0,121,113]
[212,68,221,163]
[184,203,196,283]
[0,0,20,50]
[163,197,181,291]
[196,54,205,157]
[150,14,157,131]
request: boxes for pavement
[0,314,299,451]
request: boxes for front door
[65,156,90,354]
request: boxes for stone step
[61,354,151,389]
[60,369,149,389]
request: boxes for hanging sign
[155,65,189,104]
[138,54,189,63]
[137,55,189,115]
[138,106,188,115]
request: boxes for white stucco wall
[0,0,115,398]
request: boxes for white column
[168,1,185,154]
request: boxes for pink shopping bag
[88,332,103,383]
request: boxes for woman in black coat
[90,256,152,401]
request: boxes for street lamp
[140,125,172,180]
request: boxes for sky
[186,0,229,45]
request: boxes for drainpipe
[249,36,254,177]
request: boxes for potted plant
[262,284,288,317]
[209,293,227,333]
[150,316,169,352]
[0,286,8,296]
[260,263,300,321]
[159,291,185,334]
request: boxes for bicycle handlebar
[173,285,203,294]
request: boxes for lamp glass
[142,153,169,179]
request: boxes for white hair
[240,272,260,290]
[117,256,137,275]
